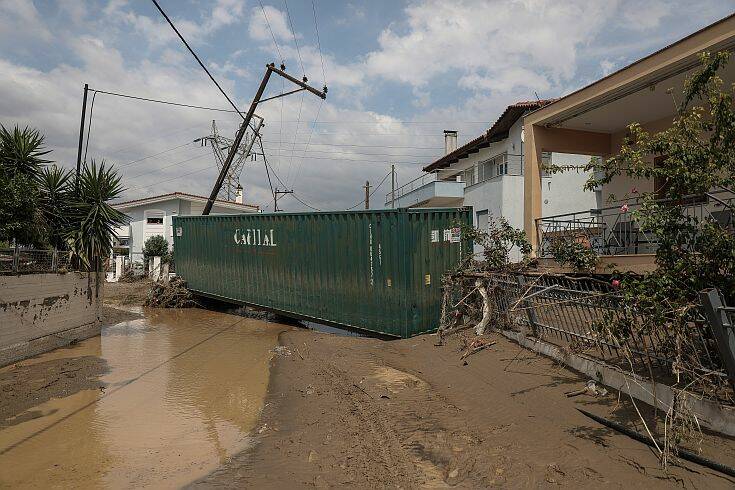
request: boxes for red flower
[611,279,621,288]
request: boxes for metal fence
[536,189,735,256]
[0,248,76,275]
[456,272,734,404]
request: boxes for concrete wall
[0,272,101,366]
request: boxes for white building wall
[437,117,597,260]
[543,153,599,216]
[118,198,254,263]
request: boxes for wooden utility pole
[363,181,370,210]
[274,188,294,212]
[75,83,89,193]
[391,164,396,209]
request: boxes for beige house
[523,14,735,273]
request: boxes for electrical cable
[311,0,327,86]
[106,123,204,157]
[283,0,305,77]
[289,192,322,211]
[271,147,440,159]
[126,151,210,180]
[262,140,443,150]
[258,0,284,63]
[150,0,244,118]
[124,165,213,193]
[82,91,97,164]
[285,90,305,186]
[89,89,240,114]
[291,98,323,187]
[344,170,391,210]
[118,141,195,168]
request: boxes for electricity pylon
[196,116,263,202]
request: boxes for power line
[124,164,213,193]
[82,91,97,164]
[311,0,327,86]
[262,152,426,165]
[289,192,322,211]
[118,141,195,168]
[150,0,244,117]
[126,152,209,180]
[262,140,443,150]
[271,147,440,159]
[285,91,305,187]
[283,0,305,77]
[258,0,284,63]
[291,98,323,187]
[106,123,204,157]
[90,89,240,114]
[344,170,391,210]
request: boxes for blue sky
[1,0,734,210]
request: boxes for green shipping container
[172,208,472,338]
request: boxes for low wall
[0,272,101,366]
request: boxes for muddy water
[0,308,286,488]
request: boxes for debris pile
[118,269,145,283]
[144,277,196,308]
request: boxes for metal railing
[536,189,735,257]
[0,248,76,275]
[455,272,734,403]
[385,172,441,204]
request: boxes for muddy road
[196,330,735,489]
[0,307,286,488]
[2,290,735,488]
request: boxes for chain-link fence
[0,248,77,275]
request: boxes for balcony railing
[536,189,735,257]
[385,172,442,204]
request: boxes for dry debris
[144,277,196,308]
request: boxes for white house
[386,100,600,256]
[112,191,259,263]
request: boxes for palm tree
[0,125,52,246]
[66,160,128,271]
[38,165,74,250]
[0,125,51,179]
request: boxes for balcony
[384,173,465,208]
[535,189,734,273]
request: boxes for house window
[463,166,476,186]
[147,217,164,224]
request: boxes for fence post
[12,242,18,273]
[516,274,539,337]
[700,288,735,393]
[52,249,58,272]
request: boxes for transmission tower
[195,116,263,201]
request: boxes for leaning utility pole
[363,181,370,210]
[75,83,89,193]
[203,63,327,215]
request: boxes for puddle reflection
[0,308,285,488]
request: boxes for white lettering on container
[233,228,277,247]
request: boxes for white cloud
[622,0,670,31]
[363,0,618,95]
[248,5,293,44]
[0,0,52,43]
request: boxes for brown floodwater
[0,308,286,488]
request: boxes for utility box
[173,208,471,338]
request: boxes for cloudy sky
[1,0,733,211]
